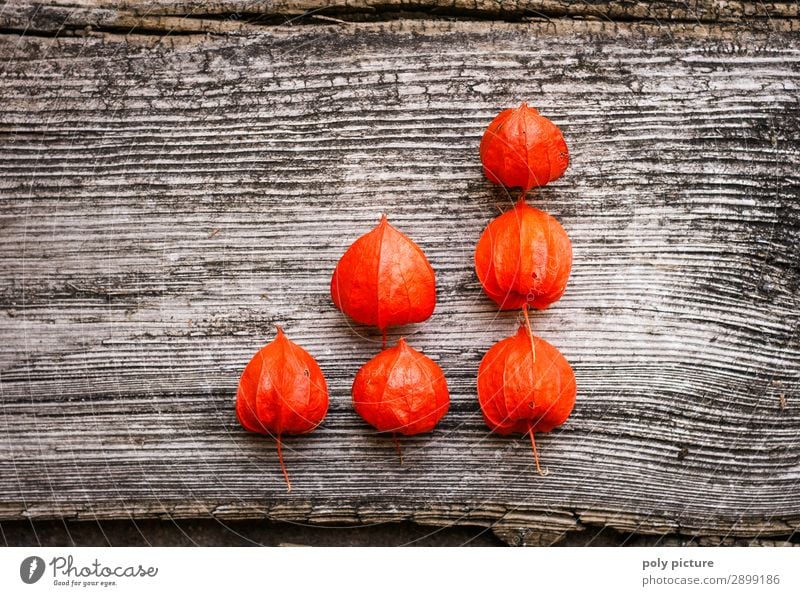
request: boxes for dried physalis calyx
[331,215,435,344]
[477,325,576,475]
[474,197,572,310]
[236,327,329,491]
[480,102,569,190]
[352,338,449,458]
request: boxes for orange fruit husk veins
[352,338,450,437]
[236,327,329,491]
[480,103,569,190]
[331,215,436,335]
[474,198,572,310]
[477,326,576,474]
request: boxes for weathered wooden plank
[0,19,799,545]
[1,0,798,36]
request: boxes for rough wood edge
[1,501,796,546]
[0,0,797,37]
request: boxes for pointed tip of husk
[380,328,388,350]
[274,325,285,338]
[528,425,549,477]
[276,434,292,492]
[392,433,404,465]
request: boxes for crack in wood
[0,1,797,38]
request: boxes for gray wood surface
[1,7,799,545]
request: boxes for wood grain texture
[0,17,799,545]
[1,0,798,36]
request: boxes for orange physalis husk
[477,325,576,475]
[480,102,569,190]
[331,215,436,346]
[474,197,572,310]
[236,327,329,491]
[352,338,449,458]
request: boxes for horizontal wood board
[0,16,799,544]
